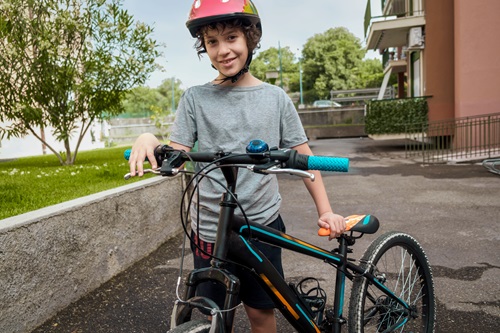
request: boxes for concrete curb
[0,176,184,333]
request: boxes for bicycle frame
[173,165,413,333]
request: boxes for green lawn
[0,147,154,220]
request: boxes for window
[410,51,421,97]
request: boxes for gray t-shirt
[170,82,307,242]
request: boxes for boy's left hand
[318,212,346,240]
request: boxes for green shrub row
[365,98,428,135]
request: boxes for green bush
[0,147,154,220]
[365,98,428,135]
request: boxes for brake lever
[124,168,162,180]
[247,165,315,181]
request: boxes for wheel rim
[360,243,433,332]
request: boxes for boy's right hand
[128,133,161,177]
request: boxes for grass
[0,147,154,221]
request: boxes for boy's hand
[128,133,161,177]
[318,212,346,240]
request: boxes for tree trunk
[40,126,47,155]
[64,139,72,165]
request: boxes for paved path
[32,138,500,332]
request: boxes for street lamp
[266,70,279,85]
[278,41,283,89]
[171,77,176,113]
[297,49,304,109]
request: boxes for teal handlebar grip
[307,156,349,172]
[124,149,131,160]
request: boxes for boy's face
[203,25,249,81]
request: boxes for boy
[128,1,345,332]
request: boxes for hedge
[365,98,428,135]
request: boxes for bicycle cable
[169,150,266,306]
[179,163,253,263]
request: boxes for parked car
[312,100,341,108]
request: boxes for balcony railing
[405,113,500,163]
[382,47,407,68]
[364,0,425,38]
[382,0,406,16]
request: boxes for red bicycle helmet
[186,0,261,38]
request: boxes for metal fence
[404,112,500,163]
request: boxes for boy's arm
[292,143,346,240]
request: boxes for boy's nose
[218,42,230,55]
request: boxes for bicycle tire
[167,319,212,333]
[348,231,436,333]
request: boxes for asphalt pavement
[31,138,500,333]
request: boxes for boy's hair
[194,18,262,58]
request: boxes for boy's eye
[227,34,240,41]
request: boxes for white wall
[0,121,108,159]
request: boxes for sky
[121,0,381,89]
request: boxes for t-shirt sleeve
[279,92,308,148]
[169,89,197,148]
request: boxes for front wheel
[167,319,212,333]
[348,231,436,332]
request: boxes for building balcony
[366,15,426,50]
[382,0,407,16]
[382,47,407,75]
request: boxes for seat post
[332,236,349,330]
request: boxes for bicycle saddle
[318,214,380,236]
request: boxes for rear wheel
[348,231,435,332]
[167,319,211,333]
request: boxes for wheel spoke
[348,232,435,333]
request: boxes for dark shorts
[190,215,285,310]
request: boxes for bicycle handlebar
[124,140,349,178]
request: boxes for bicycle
[482,158,500,175]
[125,140,436,333]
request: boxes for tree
[355,58,387,89]
[0,0,160,165]
[118,79,184,140]
[151,78,184,140]
[120,78,184,118]
[301,27,365,101]
[121,86,164,118]
[251,46,299,91]
[156,77,184,113]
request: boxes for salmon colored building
[364,0,500,121]
[364,0,500,161]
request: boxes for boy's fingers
[147,150,157,169]
[128,152,137,177]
